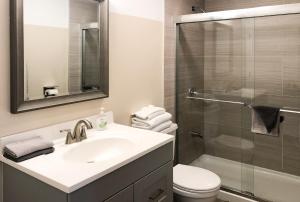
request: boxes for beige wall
[0,0,164,136]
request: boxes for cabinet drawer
[104,185,133,202]
[134,161,173,202]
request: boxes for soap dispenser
[96,108,108,130]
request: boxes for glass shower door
[250,13,300,202]
[81,25,101,92]
[176,17,255,196]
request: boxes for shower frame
[175,3,300,202]
[175,3,300,24]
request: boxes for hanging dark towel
[253,106,280,133]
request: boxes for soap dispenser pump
[96,107,108,130]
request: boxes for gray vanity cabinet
[3,142,173,202]
[104,185,134,202]
[103,161,172,202]
[134,162,173,202]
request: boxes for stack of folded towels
[131,105,175,133]
[3,136,55,162]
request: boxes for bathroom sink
[63,137,136,164]
[0,123,174,193]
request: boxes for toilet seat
[173,164,221,198]
[173,185,219,198]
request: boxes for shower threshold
[220,186,270,202]
[191,154,300,202]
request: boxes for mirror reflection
[23,0,101,101]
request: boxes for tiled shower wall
[176,22,206,164]
[164,0,204,120]
[82,29,101,90]
[166,1,300,175]
[69,0,98,93]
[164,0,300,118]
[164,0,205,163]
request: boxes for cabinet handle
[149,188,165,201]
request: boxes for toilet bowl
[173,164,221,202]
[164,126,221,202]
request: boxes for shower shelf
[186,96,300,114]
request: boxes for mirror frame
[10,0,109,113]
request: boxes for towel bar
[186,96,246,105]
[186,96,300,114]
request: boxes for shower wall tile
[69,0,98,23]
[241,131,255,165]
[254,14,300,107]
[69,0,98,93]
[173,0,300,177]
[253,134,283,171]
[203,103,242,127]
[251,113,300,175]
[201,103,254,164]
[175,16,255,164]
[241,111,300,176]
[201,19,253,94]
[254,16,286,97]
[164,0,205,118]
[177,94,205,164]
[281,113,300,176]
[283,135,300,176]
[165,0,203,16]
[176,21,206,163]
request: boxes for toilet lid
[173,164,221,192]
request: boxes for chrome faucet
[60,120,93,145]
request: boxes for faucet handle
[60,129,76,145]
[60,129,72,134]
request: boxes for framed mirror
[10,0,109,113]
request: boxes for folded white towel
[152,121,173,132]
[161,123,178,134]
[133,105,166,120]
[132,112,172,129]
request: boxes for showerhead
[192,6,206,13]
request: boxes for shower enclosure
[81,23,101,91]
[176,4,300,202]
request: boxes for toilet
[165,126,221,202]
[173,164,221,202]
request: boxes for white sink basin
[63,137,136,164]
